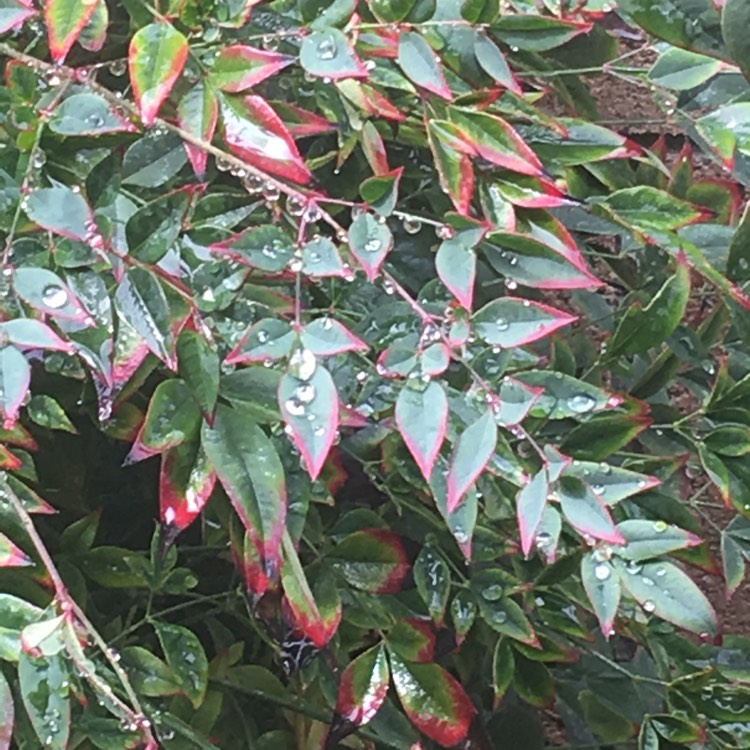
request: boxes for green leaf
[517,371,617,420]
[435,230,480,310]
[563,461,659,505]
[413,546,451,625]
[154,621,208,708]
[388,652,475,747]
[617,520,701,561]
[220,367,282,422]
[474,31,520,93]
[581,552,621,637]
[473,297,576,348]
[77,0,107,51]
[517,469,549,557]
[177,82,218,178]
[450,590,477,641]
[279,364,339,481]
[596,187,703,233]
[427,121,474,215]
[431,461,478,559]
[300,28,366,80]
[211,225,294,272]
[335,645,390,726]
[395,381,448,481]
[704,423,750,456]
[301,236,346,277]
[128,22,189,125]
[557,476,625,544]
[302,317,367,356]
[330,529,409,593]
[476,593,539,646]
[210,44,294,93]
[0,345,30,427]
[560,413,650,461]
[18,623,70,750]
[446,409,496,512]
[721,533,746,597]
[44,0,97,62]
[0,594,44,662]
[27,395,76,433]
[126,188,191,263]
[723,0,750,80]
[177,329,219,418]
[492,638,514,702]
[609,260,690,355]
[0,1,34,36]
[24,186,95,243]
[121,646,181,697]
[122,132,188,187]
[368,0,415,22]
[115,268,176,368]
[226,319,295,365]
[614,558,718,635]
[49,93,134,135]
[201,403,287,575]
[579,690,634,743]
[494,14,593,51]
[649,47,722,89]
[349,212,394,281]
[0,669,13,750]
[397,31,452,99]
[727,201,750,282]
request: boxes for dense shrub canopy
[2,0,750,748]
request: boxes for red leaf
[45,0,97,63]
[428,121,476,216]
[129,22,189,125]
[160,442,216,534]
[0,446,22,471]
[221,95,312,184]
[337,79,405,122]
[211,45,294,93]
[389,653,476,747]
[361,121,390,176]
[270,101,336,137]
[336,646,390,726]
[178,82,219,179]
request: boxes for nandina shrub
[2,0,750,748]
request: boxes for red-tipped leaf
[178,82,219,179]
[447,410,497,512]
[45,0,97,62]
[211,45,294,92]
[336,645,390,727]
[160,442,216,534]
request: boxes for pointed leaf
[436,234,477,311]
[447,409,496,512]
[451,591,477,642]
[396,381,448,481]
[336,645,390,727]
[302,317,368,356]
[0,1,34,35]
[414,546,451,625]
[129,22,188,125]
[597,187,703,233]
[45,0,97,62]
[493,376,542,427]
[397,31,452,99]
[473,297,576,348]
[2,319,74,352]
[0,346,30,428]
[160,441,216,533]
[617,520,701,561]
[517,469,549,557]
[211,44,294,92]
[77,0,107,51]
[581,552,621,637]
[330,529,409,593]
[226,319,294,365]
[153,622,208,708]
[302,236,346,276]
[202,403,287,577]
[349,212,394,281]
[431,460,478,560]
[178,82,219,179]
[492,639,515,703]
[557,476,625,544]
[427,121,474,215]
[564,461,659,505]
[722,533,745,598]
[115,268,176,368]
[517,370,619,420]
[177,329,219,417]
[279,365,339,481]
[281,533,329,647]
[614,559,718,635]
[476,594,539,646]
[387,619,437,663]
[474,31,521,93]
[221,94,312,184]
[27,395,77,434]
[49,93,135,135]
[24,186,96,242]
[210,224,295,272]
[13,267,92,324]
[0,532,32,567]
[388,653,475,747]
[300,28,367,80]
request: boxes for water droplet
[505,279,518,291]
[262,34,280,51]
[383,280,395,295]
[364,237,382,253]
[289,348,316,381]
[304,203,321,223]
[317,34,337,60]
[492,610,508,625]
[285,398,306,417]
[568,393,596,413]
[289,257,303,273]
[482,584,504,601]
[33,150,46,168]
[263,182,280,202]
[594,563,611,581]
[403,217,422,234]
[216,156,232,172]
[653,520,668,533]
[108,59,126,76]
[641,576,655,586]
[313,425,325,436]
[243,174,264,194]
[643,600,656,613]
[496,318,509,331]
[41,284,68,309]
[593,483,605,494]
[295,383,316,404]
[535,532,552,548]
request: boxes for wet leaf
[427,121,475,215]
[335,645,390,726]
[302,317,368,356]
[581,552,621,637]
[27,395,76,434]
[0,0,34,35]
[154,621,208,708]
[24,186,95,243]
[129,22,189,125]
[388,652,475,747]
[517,469,549,558]
[563,461,659,506]
[49,93,134,135]
[225,319,295,365]
[614,558,718,635]
[279,364,339,480]
[616,520,701,561]
[557,476,625,544]
[330,528,409,593]
[300,28,367,80]
[177,329,220,418]
[0,532,32,567]
[517,371,618,420]
[349,212,394,281]
[210,224,294,272]
[178,82,219,178]
[0,345,30,427]
[435,228,483,310]
[160,441,216,533]
[474,31,520,93]
[301,236,346,277]
[597,187,703,233]
[2,319,73,353]
[414,546,451,625]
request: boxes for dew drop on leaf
[317,34,337,61]
[289,347,317,381]
[496,318,509,331]
[403,217,422,234]
[653,520,667,533]
[41,284,68,309]
[643,600,656,613]
[594,563,611,581]
[295,384,316,404]
[568,393,596,413]
[482,584,504,601]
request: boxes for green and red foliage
[3,0,750,748]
